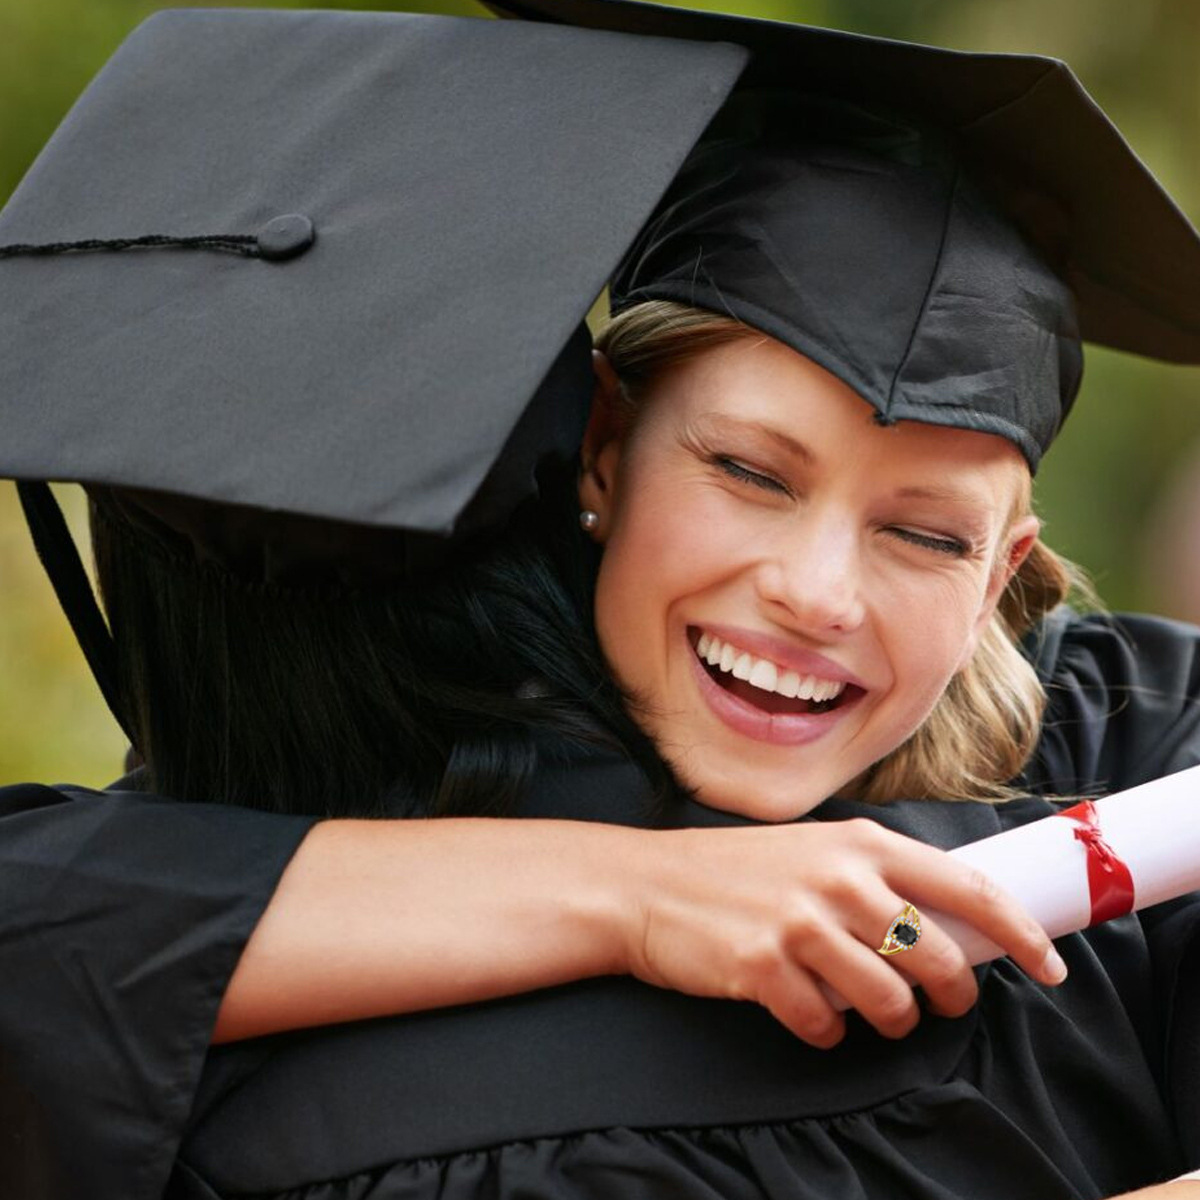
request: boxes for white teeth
[748,660,777,690]
[777,670,801,698]
[693,632,851,704]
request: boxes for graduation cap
[487,0,1200,468]
[0,8,747,740]
[4,2,1200,744]
[488,0,1200,367]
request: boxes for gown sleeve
[0,781,317,1200]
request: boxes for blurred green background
[3,0,1200,785]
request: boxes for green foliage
[3,0,1199,783]
[0,484,126,783]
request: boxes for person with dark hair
[2,4,1200,1200]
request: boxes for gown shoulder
[0,780,316,1200]
[1022,606,1200,795]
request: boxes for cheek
[593,476,750,674]
[608,461,746,573]
[592,485,681,680]
[879,571,991,695]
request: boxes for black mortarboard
[611,93,1082,467]
[490,0,1200,466]
[0,8,746,738]
[0,8,745,533]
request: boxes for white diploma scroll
[828,763,1200,1010]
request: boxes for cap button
[257,214,315,262]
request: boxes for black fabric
[611,92,1082,469]
[0,10,744,536]
[1020,608,1200,794]
[1,609,1199,1198]
[85,322,601,587]
[488,0,1200,368]
[0,785,316,1200]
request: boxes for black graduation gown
[2,607,1199,1200]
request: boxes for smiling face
[579,334,1039,821]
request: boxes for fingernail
[1041,946,1068,984]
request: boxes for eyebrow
[694,413,815,465]
[893,483,991,508]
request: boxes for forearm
[213,815,1069,1048]
[213,817,640,1042]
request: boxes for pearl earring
[579,509,600,533]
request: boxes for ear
[956,514,1041,671]
[577,350,627,538]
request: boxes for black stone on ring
[878,902,922,955]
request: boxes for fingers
[762,912,975,1043]
[779,883,976,1038]
[799,928,923,1038]
[757,962,847,1049]
[863,825,1068,988]
[634,821,1065,1051]
[856,908,978,1029]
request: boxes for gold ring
[877,902,922,955]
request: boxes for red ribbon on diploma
[1056,799,1136,925]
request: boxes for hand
[621,818,1067,1048]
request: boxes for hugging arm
[221,811,1063,1046]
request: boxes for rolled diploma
[827,762,1200,1010]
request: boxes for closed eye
[714,456,789,495]
[713,454,969,555]
[888,527,969,556]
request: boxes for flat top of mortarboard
[486,0,1200,367]
[0,7,748,531]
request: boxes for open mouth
[688,627,864,717]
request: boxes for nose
[754,512,866,636]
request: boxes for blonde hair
[595,300,1096,805]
